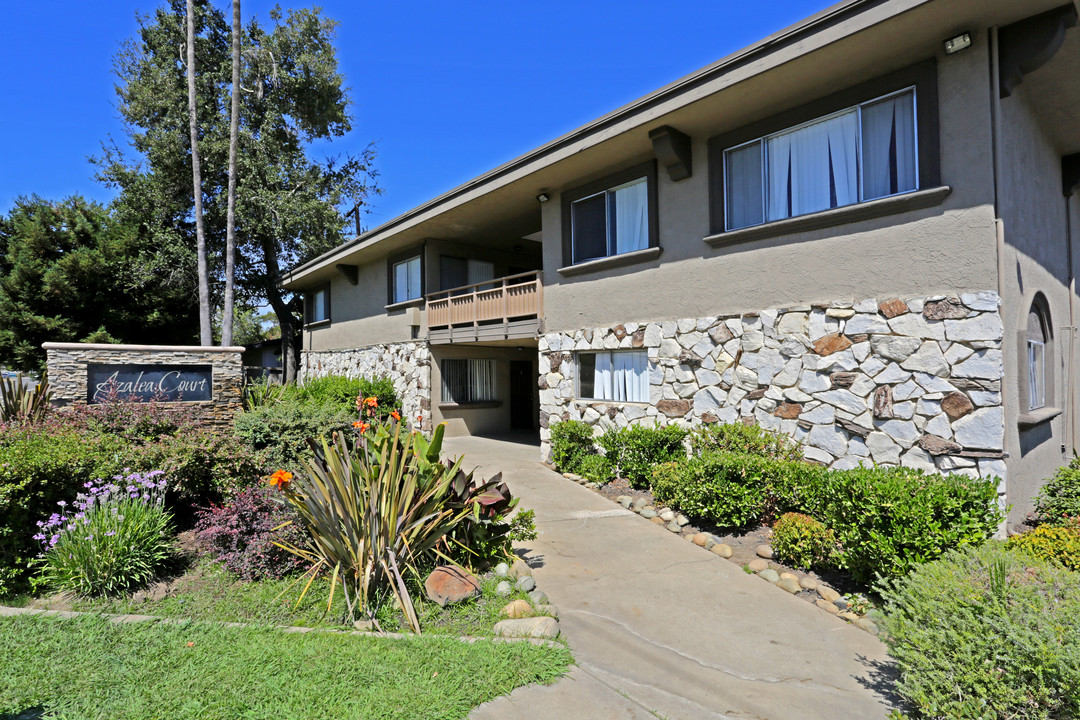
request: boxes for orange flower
[363,396,378,408]
[268,470,293,488]
[352,420,364,428]
[390,410,401,421]
[356,422,370,433]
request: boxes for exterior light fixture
[944,32,971,54]
[536,192,550,203]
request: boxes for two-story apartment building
[280,0,1080,529]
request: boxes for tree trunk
[222,0,240,347]
[186,0,212,346]
[259,233,298,383]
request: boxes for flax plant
[0,372,51,424]
[275,421,471,633]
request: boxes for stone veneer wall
[539,292,1007,493]
[43,343,243,428]
[300,341,432,432]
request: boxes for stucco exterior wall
[995,81,1080,526]
[430,344,537,437]
[44,343,243,428]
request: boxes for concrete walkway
[448,435,898,720]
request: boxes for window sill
[384,298,425,312]
[438,401,502,410]
[704,185,952,248]
[558,246,662,277]
[575,399,651,406]
[1018,406,1062,429]
[306,319,331,328]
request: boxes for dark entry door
[509,360,535,430]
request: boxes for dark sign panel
[87,364,213,403]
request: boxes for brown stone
[878,298,909,318]
[923,297,968,320]
[817,586,840,603]
[547,352,564,371]
[424,566,480,607]
[691,533,709,547]
[918,434,963,456]
[711,543,733,558]
[942,391,974,420]
[701,412,719,424]
[748,558,769,572]
[847,334,869,344]
[816,599,841,615]
[537,376,548,390]
[796,420,813,431]
[650,516,666,525]
[501,599,533,619]
[709,323,734,344]
[657,399,691,417]
[774,402,802,419]
[612,324,627,340]
[607,405,619,419]
[812,332,852,357]
[836,417,871,438]
[747,388,767,400]
[539,412,549,429]
[873,385,894,419]
[955,449,1007,459]
[830,372,856,389]
[678,350,702,369]
[631,328,645,348]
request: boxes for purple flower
[105,531,116,537]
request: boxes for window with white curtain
[392,255,422,303]
[1027,301,1051,411]
[724,88,917,230]
[442,359,497,403]
[570,177,649,264]
[577,351,648,402]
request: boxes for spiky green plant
[274,422,475,633]
[0,372,51,424]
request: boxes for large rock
[878,298,909,318]
[501,599,533,619]
[923,297,968,320]
[941,391,974,420]
[917,434,962,456]
[657,399,691,417]
[952,407,1005,450]
[900,341,949,377]
[944,314,1003,342]
[870,335,922,362]
[812,333,852,357]
[493,616,561,639]
[424,566,481,607]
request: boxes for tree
[95,1,378,377]
[222,0,241,347]
[186,0,213,345]
[0,196,198,373]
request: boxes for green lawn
[0,613,573,720]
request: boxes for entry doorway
[509,360,536,430]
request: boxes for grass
[0,613,573,720]
[53,556,549,636]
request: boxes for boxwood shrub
[1034,455,1080,525]
[548,420,596,474]
[597,424,687,489]
[879,542,1080,719]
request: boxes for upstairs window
[442,358,497,403]
[577,350,648,402]
[307,285,329,324]
[571,178,649,264]
[440,256,496,292]
[723,88,918,230]
[392,254,422,304]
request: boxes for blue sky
[0,0,833,227]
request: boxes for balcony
[426,271,543,344]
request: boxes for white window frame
[576,350,649,403]
[308,286,329,324]
[1028,338,1046,411]
[392,255,422,304]
[723,87,919,231]
[570,176,648,264]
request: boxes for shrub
[820,466,1002,585]
[233,399,353,473]
[35,471,174,596]
[688,422,803,461]
[1034,456,1080,525]
[194,487,309,580]
[577,454,613,484]
[771,512,835,570]
[296,375,399,419]
[549,420,597,474]
[879,542,1080,719]
[597,424,687,488]
[1006,521,1080,571]
[0,372,51,425]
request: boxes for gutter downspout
[1066,192,1078,455]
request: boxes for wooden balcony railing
[426,271,542,331]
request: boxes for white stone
[677,318,697,334]
[945,315,1004,343]
[756,349,787,384]
[661,321,678,338]
[943,344,974,365]
[865,432,901,464]
[776,313,808,335]
[901,446,938,473]
[764,386,785,401]
[725,318,743,337]
[900,342,949,377]
[877,419,920,447]
[649,366,665,385]
[917,397,942,416]
[757,397,779,413]
[582,406,601,424]
[817,389,866,415]
[644,324,663,347]
[970,391,1002,407]
[808,424,849,456]
[673,365,695,383]
[735,365,759,390]
[913,372,957,393]
[961,291,1000,312]
[853,298,878,313]
[546,335,562,352]
[826,308,856,319]
[799,370,832,393]
[692,339,715,359]
[851,342,871,363]
[696,317,717,331]
[714,352,736,374]
[952,407,1004,450]
[925,412,952,438]
[741,330,765,352]
[817,350,859,372]
[845,314,891,334]
[888,314,946,341]
[742,314,762,331]
[760,309,779,330]
[893,402,915,420]
[849,436,870,457]
[674,382,697,398]
[850,374,876,397]
[659,339,681,357]
[773,358,802,387]
[861,357,887,377]
[907,298,926,313]
[783,387,813,403]
[892,379,923,401]
[695,369,721,386]
[800,403,835,424]
[952,350,1003,380]
[756,408,782,430]
[978,458,1007,480]
[693,387,725,415]
[870,335,923,362]
[875,363,913,385]
[938,455,976,470]
[803,446,834,463]
[678,331,704,350]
